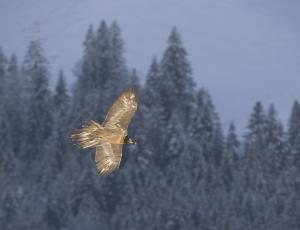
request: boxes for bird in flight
[71,87,139,175]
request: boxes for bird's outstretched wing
[95,141,123,175]
[103,87,139,130]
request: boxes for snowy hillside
[0,0,299,132]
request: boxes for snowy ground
[0,0,299,133]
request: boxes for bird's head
[128,138,137,145]
[124,136,137,145]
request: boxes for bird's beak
[130,139,137,145]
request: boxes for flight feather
[71,87,139,175]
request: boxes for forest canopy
[0,20,299,229]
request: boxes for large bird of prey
[71,87,139,175]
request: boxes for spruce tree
[142,57,161,109]
[142,28,196,169]
[72,20,129,126]
[288,100,300,167]
[162,114,185,168]
[0,48,8,154]
[94,20,112,87]
[286,101,300,229]
[5,55,24,155]
[244,101,267,171]
[0,47,7,95]
[189,89,218,163]
[222,123,240,191]
[140,58,166,168]
[11,41,53,227]
[0,47,12,228]
[265,104,285,173]
[70,20,131,221]
[159,27,195,125]
[78,24,95,94]
[226,122,240,166]
[245,101,266,149]
[22,40,53,160]
[44,70,70,177]
[128,68,140,88]
[0,56,22,226]
[109,20,128,88]
[211,122,224,168]
[141,58,166,167]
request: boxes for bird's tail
[71,120,104,149]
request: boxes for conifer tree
[226,123,240,166]
[162,114,185,168]
[0,48,8,154]
[223,123,240,191]
[142,28,196,169]
[159,27,195,125]
[5,55,24,155]
[245,102,266,150]
[78,24,95,94]
[189,89,218,163]
[109,20,128,88]
[72,20,129,126]
[244,101,267,176]
[93,20,112,87]
[211,122,224,168]
[47,70,70,174]
[141,58,166,167]
[0,56,22,225]
[128,68,140,88]
[0,47,7,94]
[22,40,53,160]
[142,57,161,109]
[265,104,285,173]
[286,101,300,229]
[0,47,13,228]
[70,20,131,221]
[288,100,300,167]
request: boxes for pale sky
[0,0,299,134]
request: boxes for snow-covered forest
[0,20,299,229]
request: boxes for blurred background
[0,0,299,229]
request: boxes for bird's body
[71,87,139,175]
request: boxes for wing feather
[103,87,139,130]
[95,141,123,175]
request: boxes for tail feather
[71,120,103,149]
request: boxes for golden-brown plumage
[71,87,139,175]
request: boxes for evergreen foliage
[22,40,53,160]
[0,21,299,230]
